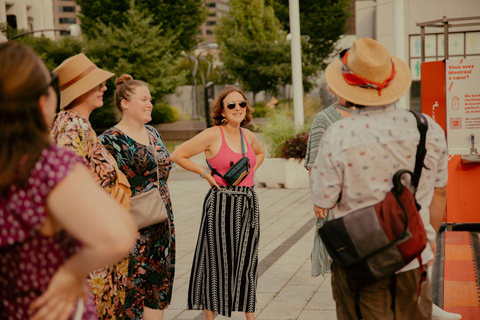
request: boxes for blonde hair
[114,74,148,114]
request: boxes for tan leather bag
[129,132,168,229]
[130,187,167,229]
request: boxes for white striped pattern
[187,186,260,317]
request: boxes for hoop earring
[221,118,228,125]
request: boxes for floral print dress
[51,110,131,319]
[99,125,175,319]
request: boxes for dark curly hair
[210,86,253,127]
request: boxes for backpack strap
[408,110,429,209]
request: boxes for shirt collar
[352,103,397,116]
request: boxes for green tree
[0,23,83,71]
[75,0,206,52]
[85,5,186,102]
[215,0,291,103]
[273,0,351,71]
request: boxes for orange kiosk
[419,17,480,226]
[418,16,480,320]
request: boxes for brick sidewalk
[166,172,336,320]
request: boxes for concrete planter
[255,158,309,189]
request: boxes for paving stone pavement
[165,171,336,320]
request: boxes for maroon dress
[0,144,97,320]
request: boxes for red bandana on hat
[340,49,396,96]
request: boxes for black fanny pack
[208,129,251,186]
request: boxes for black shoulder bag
[207,128,251,186]
[319,110,429,319]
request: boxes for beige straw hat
[53,53,114,109]
[325,38,411,107]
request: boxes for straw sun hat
[325,38,411,107]
[53,53,114,109]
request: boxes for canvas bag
[130,132,168,229]
[318,111,429,318]
[208,128,251,186]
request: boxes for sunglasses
[46,71,59,93]
[225,100,247,110]
[96,81,106,91]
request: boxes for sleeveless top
[207,126,257,187]
[0,144,97,320]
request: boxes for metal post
[182,54,199,120]
[288,0,304,128]
[198,56,212,127]
[393,0,407,109]
[443,16,449,60]
[204,81,214,127]
[420,26,426,63]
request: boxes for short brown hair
[0,42,52,197]
[210,86,253,126]
[114,74,148,114]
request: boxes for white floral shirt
[310,103,448,272]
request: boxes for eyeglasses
[44,71,59,93]
[225,100,247,110]
[35,72,58,96]
[96,81,106,91]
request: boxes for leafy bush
[252,106,270,118]
[150,103,179,124]
[261,110,310,158]
[280,133,309,162]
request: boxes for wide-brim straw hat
[325,38,411,107]
[53,53,114,109]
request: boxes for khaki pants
[331,263,432,320]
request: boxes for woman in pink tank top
[172,86,264,319]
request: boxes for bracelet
[200,169,210,179]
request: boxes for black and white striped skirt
[187,186,260,317]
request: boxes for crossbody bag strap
[146,128,161,190]
[409,110,428,189]
[240,128,246,157]
[207,128,245,179]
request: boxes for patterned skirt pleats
[88,257,130,319]
[187,186,260,317]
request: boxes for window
[207,3,216,8]
[208,13,216,17]
[206,30,213,35]
[60,30,70,36]
[28,17,34,32]
[59,18,76,24]
[206,21,216,26]
[59,6,75,13]
[7,15,17,29]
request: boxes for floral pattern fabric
[99,125,175,319]
[50,110,130,319]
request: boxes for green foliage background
[75,0,206,52]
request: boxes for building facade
[51,0,80,39]
[199,0,229,44]
[0,0,55,41]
